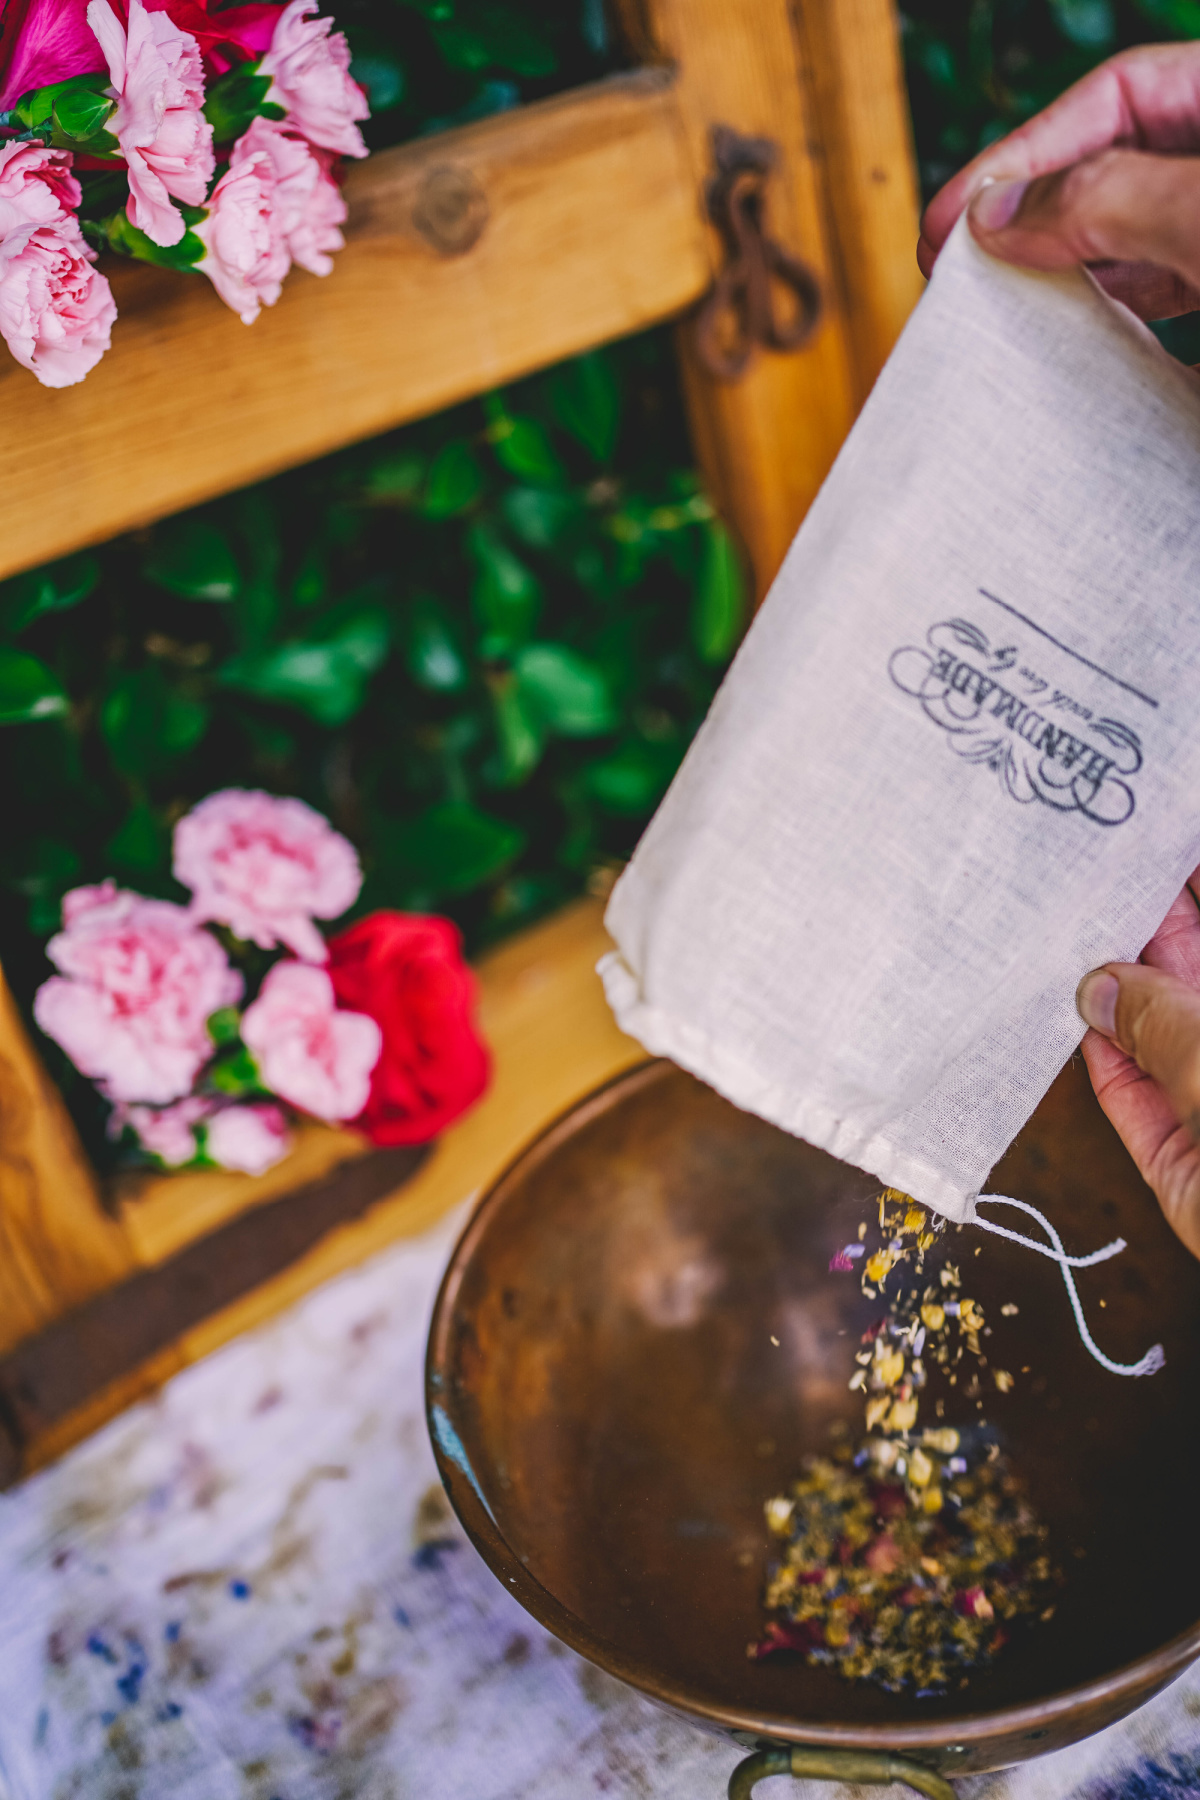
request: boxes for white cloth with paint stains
[0,1212,1196,1799]
[601,215,1200,1225]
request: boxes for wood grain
[638,0,860,601]
[0,975,133,1357]
[23,898,644,1472]
[791,0,925,407]
[0,69,708,583]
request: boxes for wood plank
[0,974,134,1356]
[635,0,861,601]
[791,0,925,407]
[23,897,643,1473]
[0,70,709,583]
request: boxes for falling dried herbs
[753,1190,1062,1695]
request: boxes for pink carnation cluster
[0,0,367,383]
[34,788,380,1177]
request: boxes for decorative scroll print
[889,619,1142,827]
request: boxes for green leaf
[0,649,67,723]
[582,739,682,815]
[0,553,99,633]
[218,607,390,726]
[380,800,525,895]
[363,447,426,502]
[14,73,117,149]
[489,673,544,784]
[692,519,746,664]
[104,206,206,271]
[484,395,565,485]
[54,84,116,141]
[207,1006,243,1047]
[501,486,577,549]
[422,441,485,519]
[203,59,283,141]
[1132,0,1200,33]
[146,517,240,601]
[208,1042,267,1098]
[469,522,540,647]
[102,667,209,775]
[1049,0,1115,44]
[429,5,557,76]
[406,597,467,692]
[349,34,406,111]
[548,351,620,462]
[513,643,615,736]
[107,802,167,875]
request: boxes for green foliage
[9,73,117,151]
[0,334,724,1172]
[203,60,285,142]
[102,205,207,272]
[901,1,1200,200]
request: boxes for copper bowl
[426,1059,1200,1797]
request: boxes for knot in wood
[413,166,489,257]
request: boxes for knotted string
[973,1195,1165,1378]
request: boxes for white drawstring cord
[973,1195,1165,1378]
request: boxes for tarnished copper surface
[427,1058,1200,1778]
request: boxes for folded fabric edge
[596,951,977,1226]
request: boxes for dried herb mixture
[753,1191,1061,1695]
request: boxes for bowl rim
[425,1058,1200,1753]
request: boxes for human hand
[1077,863,1200,1260]
[918,43,1200,321]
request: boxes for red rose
[325,911,489,1146]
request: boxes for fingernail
[1077,970,1119,1036]
[970,178,1029,232]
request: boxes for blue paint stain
[116,1663,145,1706]
[33,1706,48,1748]
[229,1579,251,1600]
[393,1606,412,1628]
[158,1701,183,1721]
[1087,1754,1200,1799]
[164,1621,182,1643]
[429,1406,495,1522]
[412,1541,458,1572]
[86,1635,117,1664]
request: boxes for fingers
[963,148,1200,310]
[1078,960,1200,1143]
[1081,1025,1200,1260]
[1140,874,1200,986]
[919,42,1200,271]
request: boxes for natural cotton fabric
[601,217,1200,1225]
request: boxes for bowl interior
[429,1058,1200,1743]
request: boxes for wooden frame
[0,0,923,1474]
[0,0,920,597]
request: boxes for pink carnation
[205,1101,292,1175]
[234,116,345,276]
[114,1094,212,1166]
[34,882,243,1105]
[193,141,289,323]
[0,211,116,388]
[259,0,368,159]
[87,0,215,248]
[174,788,361,962]
[0,141,81,234]
[241,962,381,1122]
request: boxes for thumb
[1078,961,1200,1140]
[968,149,1200,313]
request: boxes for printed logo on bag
[888,593,1153,827]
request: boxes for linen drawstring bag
[601,215,1200,1378]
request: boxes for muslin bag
[600,217,1200,1370]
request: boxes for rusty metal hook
[693,126,822,382]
